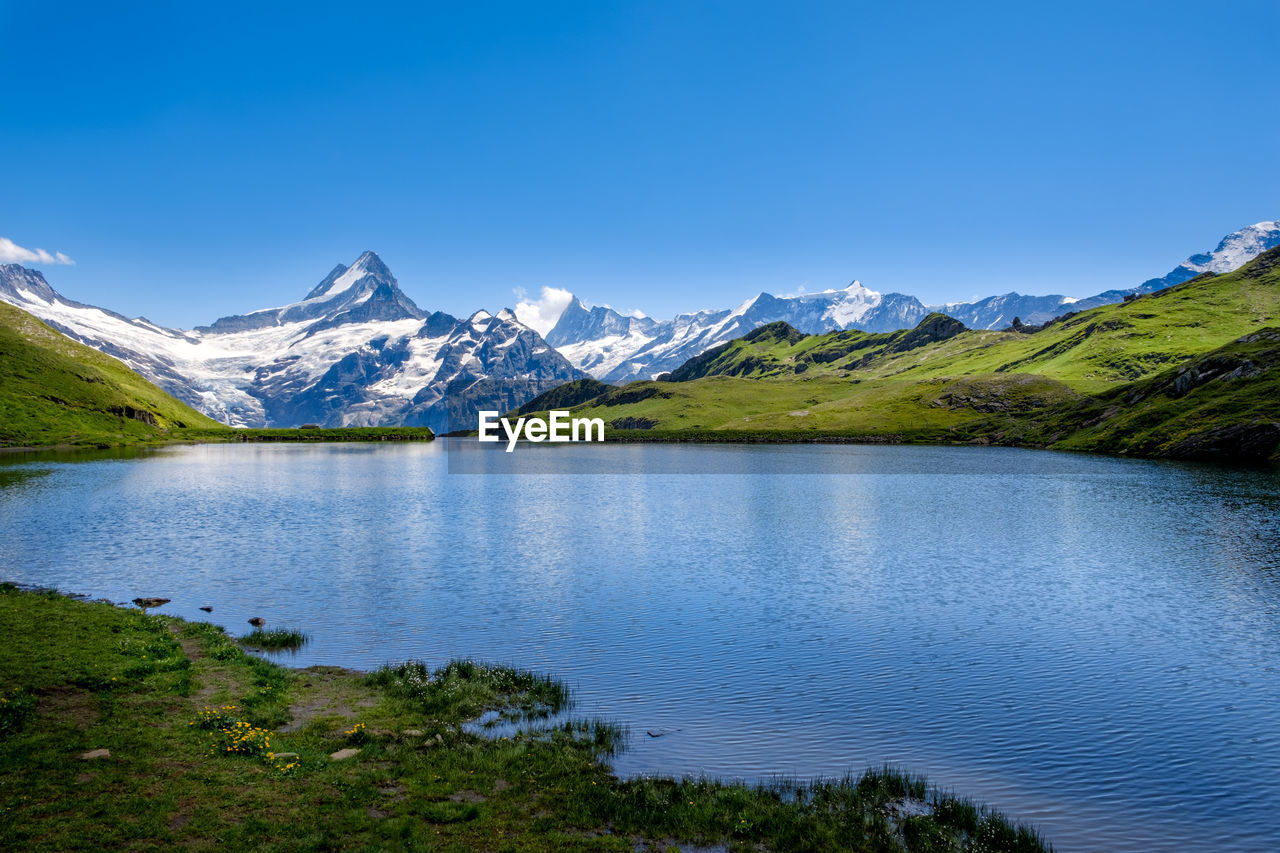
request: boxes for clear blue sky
[2,0,1277,328]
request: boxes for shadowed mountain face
[0,253,585,432]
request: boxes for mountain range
[533,220,1280,383]
[0,220,1275,429]
[0,252,582,432]
[537,244,1280,462]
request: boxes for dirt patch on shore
[167,796,196,831]
[38,687,99,730]
[169,627,204,663]
[167,624,254,703]
[279,666,376,733]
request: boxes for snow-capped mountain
[5,221,1274,410]
[1139,220,1280,291]
[933,219,1280,330]
[0,252,584,431]
[545,219,1280,377]
[932,292,1082,331]
[545,282,930,382]
[197,251,427,334]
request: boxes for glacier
[0,252,585,432]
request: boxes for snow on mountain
[931,292,1081,331]
[935,220,1280,329]
[0,254,585,431]
[540,220,1280,380]
[543,297,661,379]
[543,282,929,382]
[7,221,1273,409]
[1135,220,1280,291]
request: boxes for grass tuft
[238,627,310,651]
[367,658,571,721]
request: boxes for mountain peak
[201,252,421,334]
[0,263,58,305]
[727,293,765,318]
[352,250,391,279]
[837,279,883,300]
[1137,219,1280,294]
[305,252,397,301]
[302,252,393,301]
[1201,221,1280,272]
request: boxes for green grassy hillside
[514,377,614,415]
[1004,329,1280,459]
[0,300,230,448]
[520,246,1280,462]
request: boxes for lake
[2,440,1278,851]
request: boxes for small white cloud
[513,285,574,336]
[626,308,648,319]
[0,237,76,266]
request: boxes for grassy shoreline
[0,426,436,454]
[0,585,1050,851]
[187,426,437,444]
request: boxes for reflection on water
[1,440,1279,852]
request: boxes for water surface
[2,441,1278,851]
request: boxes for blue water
[2,440,1279,851]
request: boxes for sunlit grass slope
[0,300,230,447]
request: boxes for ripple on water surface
[1,441,1279,852]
